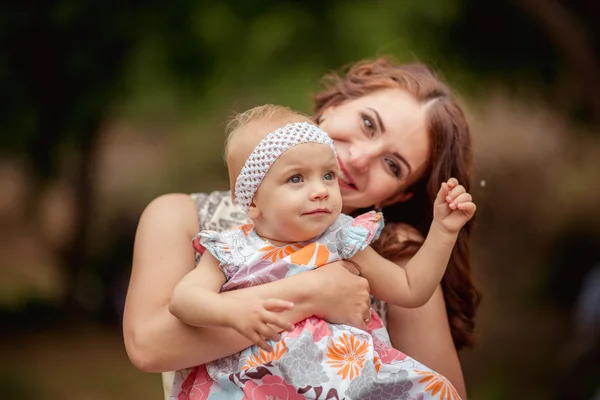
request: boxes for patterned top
[162,191,392,400]
[169,192,461,400]
[194,211,383,292]
[190,190,388,321]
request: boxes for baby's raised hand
[227,298,295,352]
[433,178,476,235]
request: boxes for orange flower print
[258,243,302,262]
[289,242,330,266]
[240,224,254,236]
[325,333,368,380]
[415,370,461,399]
[373,354,382,373]
[242,342,287,370]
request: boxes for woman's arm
[387,288,467,398]
[384,224,467,399]
[123,194,371,373]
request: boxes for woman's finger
[340,259,361,276]
[348,315,368,331]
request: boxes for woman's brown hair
[313,58,481,350]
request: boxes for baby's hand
[226,298,295,352]
[432,178,476,235]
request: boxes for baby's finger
[435,182,450,206]
[262,312,294,332]
[447,177,459,188]
[450,192,472,207]
[446,185,466,203]
[258,323,282,342]
[457,202,477,216]
[263,299,294,312]
[264,323,283,341]
[251,331,273,352]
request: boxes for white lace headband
[234,122,337,212]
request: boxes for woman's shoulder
[189,189,230,213]
[139,193,199,234]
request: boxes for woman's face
[319,88,431,213]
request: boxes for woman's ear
[247,202,261,220]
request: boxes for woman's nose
[348,145,372,173]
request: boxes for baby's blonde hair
[224,105,314,192]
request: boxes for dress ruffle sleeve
[192,230,234,267]
[338,211,385,259]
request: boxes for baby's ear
[247,202,261,220]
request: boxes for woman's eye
[288,175,303,184]
[385,158,400,177]
[323,171,336,181]
[362,115,376,136]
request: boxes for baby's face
[251,143,342,243]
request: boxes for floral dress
[170,203,461,400]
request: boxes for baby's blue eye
[288,175,302,184]
[324,172,335,181]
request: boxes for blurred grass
[0,325,160,400]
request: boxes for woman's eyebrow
[367,107,386,133]
[367,106,412,177]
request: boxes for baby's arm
[351,229,456,308]
[169,252,294,351]
[351,178,476,308]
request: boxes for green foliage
[7,0,595,180]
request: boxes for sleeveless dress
[167,191,461,400]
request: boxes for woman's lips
[338,178,356,190]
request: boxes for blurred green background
[1,0,599,399]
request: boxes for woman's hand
[309,260,372,330]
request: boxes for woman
[123,58,480,399]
